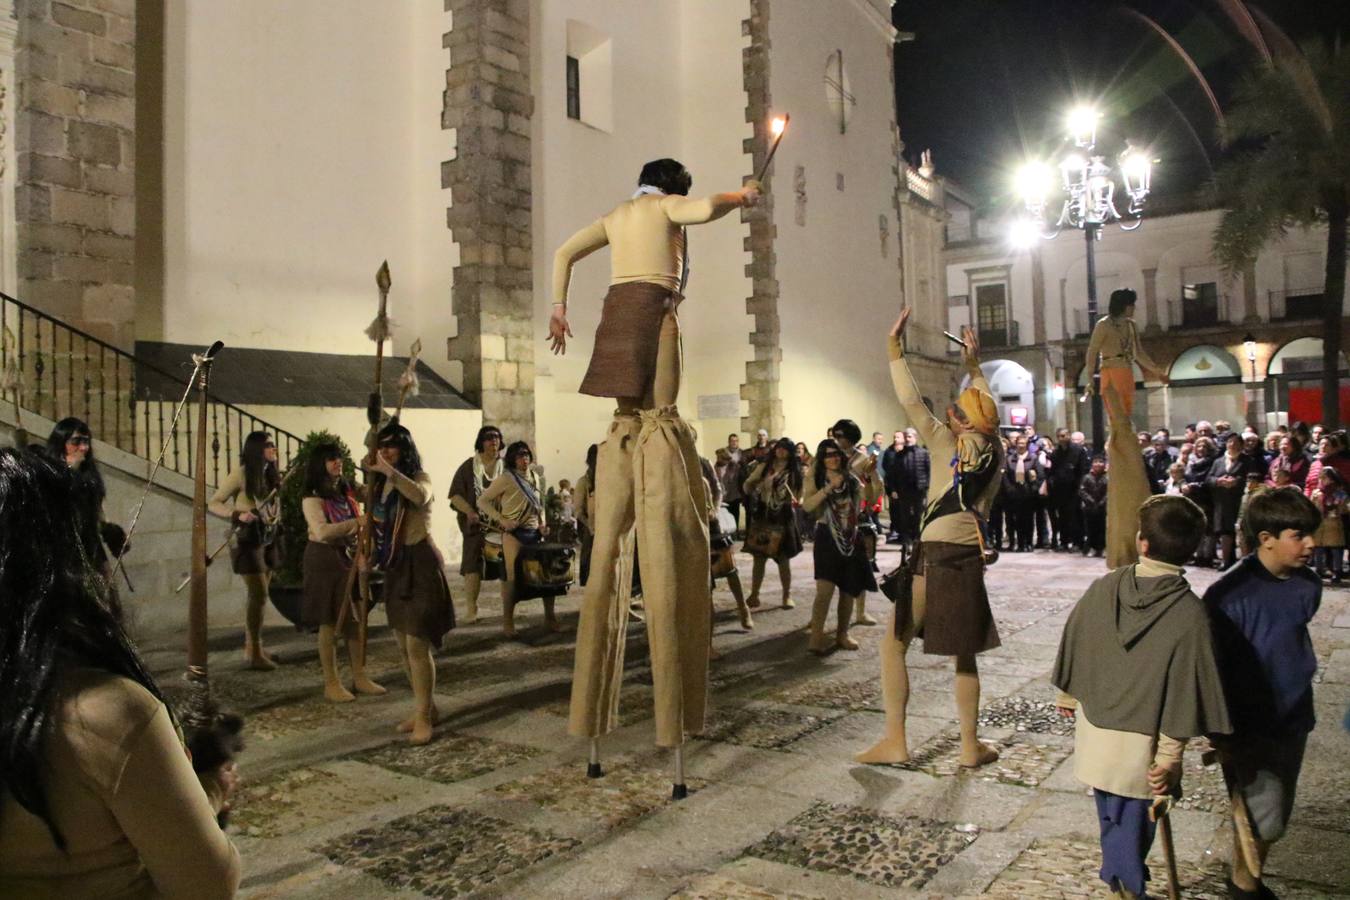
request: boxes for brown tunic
[579,281,678,399]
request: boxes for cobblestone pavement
[143,547,1350,898]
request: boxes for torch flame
[771,116,787,137]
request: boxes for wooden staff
[337,263,393,640]
[1149,795,1181,900]
[185,341,225,729]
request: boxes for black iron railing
[1,292,302,486]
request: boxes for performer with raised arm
[857,310,1004,768]
[551,158,759,786]
[1083,288,1168,420]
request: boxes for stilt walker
[1103,383,1151,568]
[552,158,761,796]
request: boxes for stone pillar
[15,0,135,347]
[1030,244,1046,345]
[738,0,782,438]
[443,0,534,442]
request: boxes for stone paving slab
[316,805,580,898]
[353,731,544,786]
[743,801,979,890]
[490,752,704,830]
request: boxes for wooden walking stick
[1203,747,1263,879]
[1150,794,1182,900]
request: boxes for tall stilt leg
[672,742,688,799]
[587,737,604,778]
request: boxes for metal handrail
[1,291,303,486]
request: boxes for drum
[515,541,576,601]
[482,531,506,580]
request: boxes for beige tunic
[207,467,263,518]
[301,496,359,544]
[1085,314,1163,374]
[477,469,547,532]
[552,192,746,303]
[1057,557,1188,799]
[0,670,240,899]
[377,471,432,546]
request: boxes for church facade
[6,0,962,495]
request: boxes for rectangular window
[975,283,1008,347]
[1182,281,1219,327]
[565,55,580,120]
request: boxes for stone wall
[739,0,783,437]
[442,0,535,443]
[15,0,135,348]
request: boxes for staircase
[1,291,303,484]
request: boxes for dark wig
[240,430,279,501]
[0,448,168,850]
[830,418,862,447]
[376,422,421,479]
[303,441,347,499]
[504,440,534,471]
[584,443,598,485]
[1107,288,1137,318]
[770,436,804,492]
[45,417,104,503]
[474,425,503,454]
[812,438,852,491]
[637,158,692,196]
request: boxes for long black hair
[812,438,853,492]
[584,443,598,487]
[376,421,421,479]
[45,417,104,503]
[0,449,168,850]
[241,430,279,501]
[770,436,803,492]
[1108,288,1137,318]
[474,425,503,453]
[303,441,346,499]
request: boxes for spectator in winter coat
[1144,434,1174,495]
[1003,436,1044,551]
[1078,456,1108,556]
[1049,428,1090,550]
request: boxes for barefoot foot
[396,707,441,733]
[739,612,755,630]
[746,594,762,609]
[324,683,356,703]
[352,677,387,696]
[855,611,878,626]
[781,597,796,609]
[246,652,278,671]
[958,742,1000,768]
[409,719,434,745]
[835,635,860,651]
[855,737,911,765]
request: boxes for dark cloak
[1052,565,1232,738]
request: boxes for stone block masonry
[443,0,535,444]
[739,0,784,438]
[16,0,136,349]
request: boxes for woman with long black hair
[801,438,875,654]
[301,441,387,703]
[209,430,282,669]
[367,421,455,745]
[44,418,125,586]
[0,449,239,896]
[477,440,560,638]
[742,436,804,609]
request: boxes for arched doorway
[1267,337,1350,426]
[961,359,1036,430]
[1166,345,1244,434]
[1075,362,1148,440]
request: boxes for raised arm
[887,309,946,447]
[660,184,759,226]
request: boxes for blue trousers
[1095,789,1157,896]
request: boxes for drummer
[476,440,562,638]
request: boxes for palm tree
[1212,39,1350,429]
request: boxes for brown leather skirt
[914,541,1000,656]
[231,540,279,575]
[579,281,676,398]
[301,541,356,629]
[383,540,455,647]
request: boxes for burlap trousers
[568,406,712,747]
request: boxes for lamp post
[1012,106,1155,450]
[1243,332,1259,429]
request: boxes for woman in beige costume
[550,158,760,751]
[208,430,282,669]
[1083,288,1168,419]
[476,440,560,638]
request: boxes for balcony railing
[1,292,302,487]
[1268,288,1323,321]
[1165,294,1233,330]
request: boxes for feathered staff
[337,263,393,641]
[392,338,422,423]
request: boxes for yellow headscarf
[956,386,999,435]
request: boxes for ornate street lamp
[1010,105,1156,449]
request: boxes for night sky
[892,0,1350,210]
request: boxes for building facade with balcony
[942,200,1350,437]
